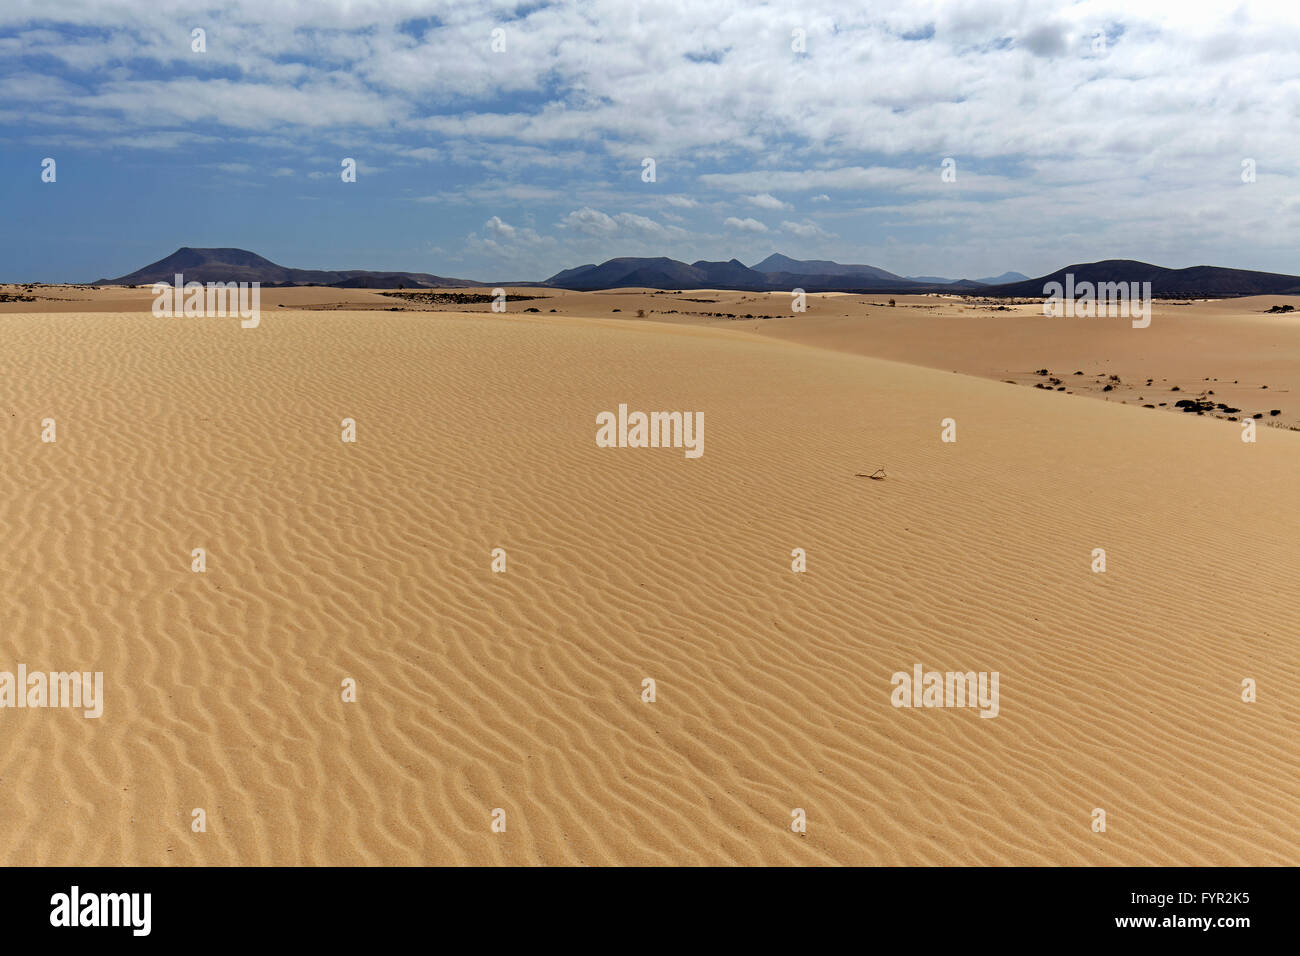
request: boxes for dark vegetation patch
[380,291,544,305]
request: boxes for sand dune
[0,302,1296,865]
[12,286,1293,428]
[743,294,1300,432]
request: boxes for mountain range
[96,248,1300,297]
[542,254,998,291]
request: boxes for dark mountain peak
[986,260,1300,297]
[545,263,599,284]
[752,253,803,272]
[750,254,904,282]
[99,247,482,288]
[543,256,708,290]
[974,271,1029,285]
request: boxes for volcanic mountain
[750,253,903,281]
[975,271,1030,285]
[986,260,1300,297]
[97,247,483,288]
[544,257,772,290]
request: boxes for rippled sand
[0,301,1295,864]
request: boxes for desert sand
[0,290,1296,865]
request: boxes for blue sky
[3,0,1298,283]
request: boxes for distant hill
[546,263,600,286]
[986,260,1300,297]
[752,253,903,281]
[544,257,712,290]
[691,258,770,287]
[97,247,483,288]
[975,271,1029,285]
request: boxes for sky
[2,0,1298,283]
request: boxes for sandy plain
[0,285,1295,864]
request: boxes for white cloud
[559,207,618,237]
[781,219,833,239]
[744,193,792,210]
[723,217,769,233]
[416,183,566,204]
[559,207,686,239]
[398,147,441,163]
[484,215,523,240]
[465,215,556,270]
